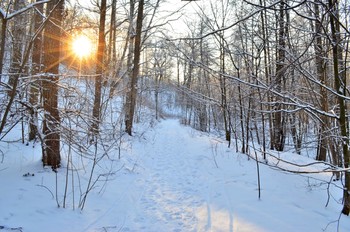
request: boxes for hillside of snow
[1,118,350,232]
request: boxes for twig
[211,143,219,168]
[325,174,334,207]
[36,184,54,199]
[55,170,60,208]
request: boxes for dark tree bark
[219,34,230,142]
[109,0,130,97]
[327,0,350,216]
[314,1,329,162]
[41,0,65,169]
[272,0,287,151]
[125,0,144,135]
[198,25,208,132]
[29,1,44,141]
[107,0,117,70]
[259,0,268,158]
[0,18,7,81]
[8,0,26,88]
[184,39,194,126]
[91,0,107,134]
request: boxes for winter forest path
[118,119,262,232]
[132,119,213,231]
[80,119,349,232]
[1,118,348,232]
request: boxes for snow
[1,119,350,232]
[0,1,50,20]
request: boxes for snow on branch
[0,0,49,20]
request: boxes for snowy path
[1,119,349,232]
[131,120,208,231]
[112,119,349,232]
[120,119,261,232]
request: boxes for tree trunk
[8,0,26,88]
[0,18,7,81]
[219,38,230,142]
[259,0,268,158]
[197,25,208,132]
[272,0,287,151]
[107,0,117,70]
[109,26,130,97]
[327,0,350,216]
[125,0,144,135]
[312,0,329,162]
[41,0,64,169]
[29,0,44,141]
[91,0,107,135]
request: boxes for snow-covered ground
[1,119,349,232]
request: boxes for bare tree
[29,0,44,141]
[8,0,27,88]
[124,0,144,135]
[271,0,287,151]
[91,0,107,135]
[41,0,65,168]
[0,0,48,139]
[326,0,350,216]
[0,3,8,79]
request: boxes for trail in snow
[113,119,349,232]
[128,119,209,231]
[117,119,267,232]
[1,119,349,232]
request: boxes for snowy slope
[1,119,350,232]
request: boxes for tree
[327,0,350,216]
[0,0,48,138]
[124,0,144,135]
[107,0,117,74]
[91,0,107,135]
[0,5,8,79]
[29,0,44,141]
[271,0,287,151]
[8,0,27,88]
[312,0,330,162]
[41,0,64,168]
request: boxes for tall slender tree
[314,0,329,162]
[107,0,117,72]
[0,8,7,80]
[125,0,144,135]
[41,0,64,168]
[327,0,350,216]
[91,0,107,135]
[8,0,26,88]
[272,0,287,151]
[29,0,44,141]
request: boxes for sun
[72,35,93,58]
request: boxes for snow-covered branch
[0,0,49,20]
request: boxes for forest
[1,0,350,231]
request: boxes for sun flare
[72,35,93,58]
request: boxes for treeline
[167,0,350,215]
